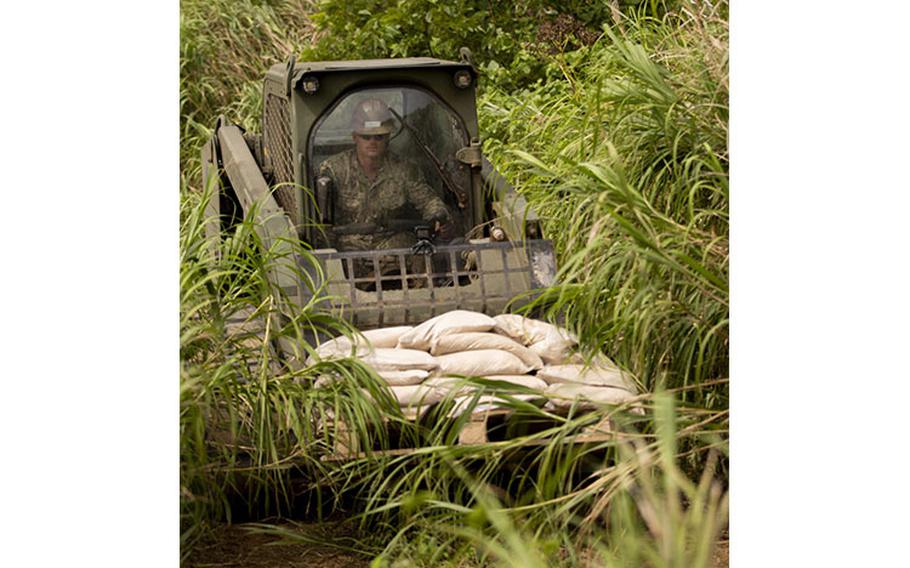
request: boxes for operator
[318,98,456,282]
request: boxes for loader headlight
[453,70,473,89]
[302,76,320,95]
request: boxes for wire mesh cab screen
[304,240,556,329]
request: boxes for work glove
[434,218,457,241]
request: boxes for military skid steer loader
[201,55,621,456]
[202,54,557,333]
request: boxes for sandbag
[426,374,548,397]
[313,370,426,389]
[377,369,429,386]
[311,326,414,359]
[359,348,438,372]
[545,383,637,409]
[528,327,578,364]
[449,395,500,416]
[434,349,532,376]
[493,314,578,364]
[493,314,575,346]
[310,336,371,362]
[397,310,497,351]
[424,377,478,397]
[492,314,542,345]
[388,384,447,407]
[447,393,542,417]
[476,375,549,391]
[537,364,637,392]
[361,326,414,348]
[430,332,544,370]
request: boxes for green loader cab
[203,53,556,331]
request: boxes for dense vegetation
[180,0,728,565]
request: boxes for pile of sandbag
[311,310,640,414]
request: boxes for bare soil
[185,521,371,568]
[714,540,729,567]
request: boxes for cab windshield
[309,86,472,236]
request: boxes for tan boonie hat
[350,98,394,135]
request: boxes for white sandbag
[376,369,430,386]
[493,314,576,346]
[426,374,548,397]
[310,336,372,363]
[449,395,500,416]
[361,326,414,348]
[493,314,578,364]
[308,326,414,363]
[434,349,532,376]
[424,377,478,397]
[389,384,446,407]
[529,339,574,365]
[447,393,542,417]
[545,383,637,409]
[560,352,625,371]
[492,314,543,345]
[397,310,497,351]
[537,364,637,392]
[430,332,544,370]
[477,375,549,391]
[313,368,429,389]
[528,327,579,365]
[587,354,631,377]
[359,348,438,372]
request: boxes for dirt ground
[713,540,729,567]
[185,522,371,568]
[187,522,729,567]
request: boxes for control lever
[410,225,436,255]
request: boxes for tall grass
[481,5,728,410]
[261,392,727,567]
[180,182,393,552]
[180,0,317,178]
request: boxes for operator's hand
[434,219,456,242]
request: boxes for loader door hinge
[455,139,483,169]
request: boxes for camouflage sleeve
[317,156,337,180]
[318,153,353,223]
[403,162,450,222]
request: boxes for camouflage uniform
[319,149,451,284]
[320,148,449,245]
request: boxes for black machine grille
[264,93,299,227]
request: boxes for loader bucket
[302,240,557,329]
